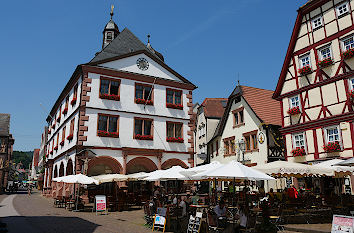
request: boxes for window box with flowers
[71,97,77,106]
[54,145,58,151]
[100,93,120,101]
[342,48,354,60]
[135,134,153,140]
[57,116,61,122]
[97,130,119,138]
[324,141,342,153]
[166,103,183,109]
[292,147,306,157]
[288,106,301,115]
[166,137,184,143]
[62,107,68,115]
[136,98,153,105]
[298,66,312,76]
[349,90,354,101]
[317,57,333,68]
[50,150,53,155]
[67,134,73,141]
[60,140,64,146]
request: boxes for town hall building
[43,8,197,196]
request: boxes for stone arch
[53,165,58,178]
[161,159,188,169]
[126,157,158,174]
[59,162,65,177]
[87,156,123,176]
[66,159,74,175]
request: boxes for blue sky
[0,0,307,151]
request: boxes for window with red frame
[97,114,119,137]
[233,108,244,126]
[135,83,153,104]
[166,89,182,108]
[63,96,69,114]
[166,122,183,142]
[244,131,258,152]
[134,118,153,139]
[71,84,78,105]
[56,134,59,149]
[61,126,66,145]
[57,106,61,122]
[67,118,75,140]
[100,78,120,100]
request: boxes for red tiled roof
[241,86,282,126]
[201,98,228,118]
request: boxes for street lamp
[237,138,246,163]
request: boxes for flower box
[349,90,354,100]
[324,141,341,153]
[298,66,312,76]
[50,150,53,155]
[135,134,153,140]
[342,48,354,60]
[100,93,120,101]
[166,137,184,143]
[292,147,306,157]
[71,97,77,106]
[135,98,153,105]
[317,57,333,68]
[54,145,58,151]
[60,141,64,146]
[287,106,301,115]
[52,124,55,130]
[66,134,73,140]
[62,107,68,115]
[57,116,61,122]
[166,103,183,110]
[97,130,119,138]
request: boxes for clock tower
[102,5,119,49]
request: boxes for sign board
[187,212,202,233]
[331,215,354,233]
[95,195,107,215]
[152,215,166,233]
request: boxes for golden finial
[110,5,114,19]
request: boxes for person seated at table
[153,186,160,198]
[237,204,248,229]
[191,192,200,205]
[214,200,227,228]
[267,188,277,204]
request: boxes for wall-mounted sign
[258,132,265,144]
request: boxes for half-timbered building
[43,9,196,197]
[273,0,354,163]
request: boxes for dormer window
[312,16,323,30]
[336,2,349,17]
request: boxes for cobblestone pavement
[1,191,152,233]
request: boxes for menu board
[332,215,354,233]
[152,215,166,233]
[95,195,107,215]
[187,212,202,233]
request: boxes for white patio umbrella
[253,160,334,177]
[196,160,274,181]
[314,159,354,177]
[126,172,149,181]
[181,161,223,179]
[143,166,187,181]
[336,157,354,166]
[91,174,129,184]
[53,174,99,185]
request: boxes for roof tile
[201,98,228,118]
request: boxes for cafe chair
[207,209,225,233]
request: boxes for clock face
[136,57,149,71]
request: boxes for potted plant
[292,147,306,157]
[135,134,153,140]
[342,48,354,60]
[287,106,301,115]
[323,141,341,153]
[166,103,183,109]
[71,97,77,106]
[298,66,312,76]
[100,93,120,101]
[67,134,73,140]
[317,57,333,68]
[349,90,354,101]
[98,130,119,138]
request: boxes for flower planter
[54,146,58,151]
[60,141,64,146]
[349,90,354,101]
[166,137,184,143]
[292,148,306,157]
[71,97,77,106]
[324,141,341,153]
[57,116,61,122]
[50,150,53,155]
[287,106,301,115]
[317,57,333,68]
[97,130,119,138]
[342,48,354,60]
[135,134,153,140]
[100,94,120,101]
[166,103,183,110]
[66,134,73,140]
[298,66,312,76]
[62,107,68,115]
[135,98,153,105]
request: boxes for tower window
[106,32,113,42]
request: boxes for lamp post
[238,138,246,163]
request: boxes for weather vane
[110,5,114,19]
